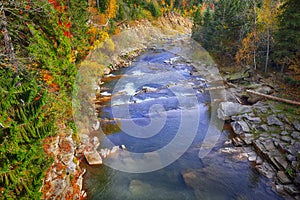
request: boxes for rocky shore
[217,73,300,198]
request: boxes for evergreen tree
[275,0,300,72]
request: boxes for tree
[257,0,280,72]
[275,0,300,72]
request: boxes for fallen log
[246,90,300,106]
[205,86,227,91]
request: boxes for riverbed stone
[129,179,152,196]
[267,115,284,126]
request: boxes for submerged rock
[129,179,152,196]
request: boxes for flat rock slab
[277,171,292,184]
[84,151,102,165]
[267,115,283,126]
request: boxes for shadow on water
[82,48,284,200]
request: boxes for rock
[121,144,126,150]
[129,179,152,196]
[217,102,252,120]
[274,156,288,170]
[91,136,100,149]
[284,185,300,195]
[248,151,257,162]
[280,136,292,143]
[256,162,275,179]
[277,171,292,184]
[291,131,300,139]
[224,139,232,146]
[267,115,283,126]
[241,133,254,145]
[99,148,110,158]
[281,131,289,136]
[275,184,285,195]
[219,147,241,154]
[84,151,102,165]
[286,154,296,162]
[182,170,197,187]
[256,156,263,165]
[110,146,120,154]
[231,121,250,135]
[80,134,90,145]
[258,124,269,132]
[294,120,300,131]
[295,173,300,186]
[232,137,244,147]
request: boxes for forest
[0,0,299,199]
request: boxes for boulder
[217,102,252,120]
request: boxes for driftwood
[246,90,300,106]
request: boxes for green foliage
[0,67,55,199]
[0,0,91,198]
[275,0,300,69]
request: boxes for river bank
[217,70,300,198]
[41,12,193,199]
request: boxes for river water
[81,41,283,200]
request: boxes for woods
[192,0,300,77]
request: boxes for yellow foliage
[106,0,118,19]
[235,32,259,66]
[87,25,98,44]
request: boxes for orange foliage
[106,0,118,19]
[236,32,259,66]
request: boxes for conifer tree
[275,0,300,72]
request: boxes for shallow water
[82,47,283,200]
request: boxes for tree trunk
[265,28,270,73]
[246,90,300,106]
[253,0,257,70]
[1,10,17,70]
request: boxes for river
[81,39,283,200]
